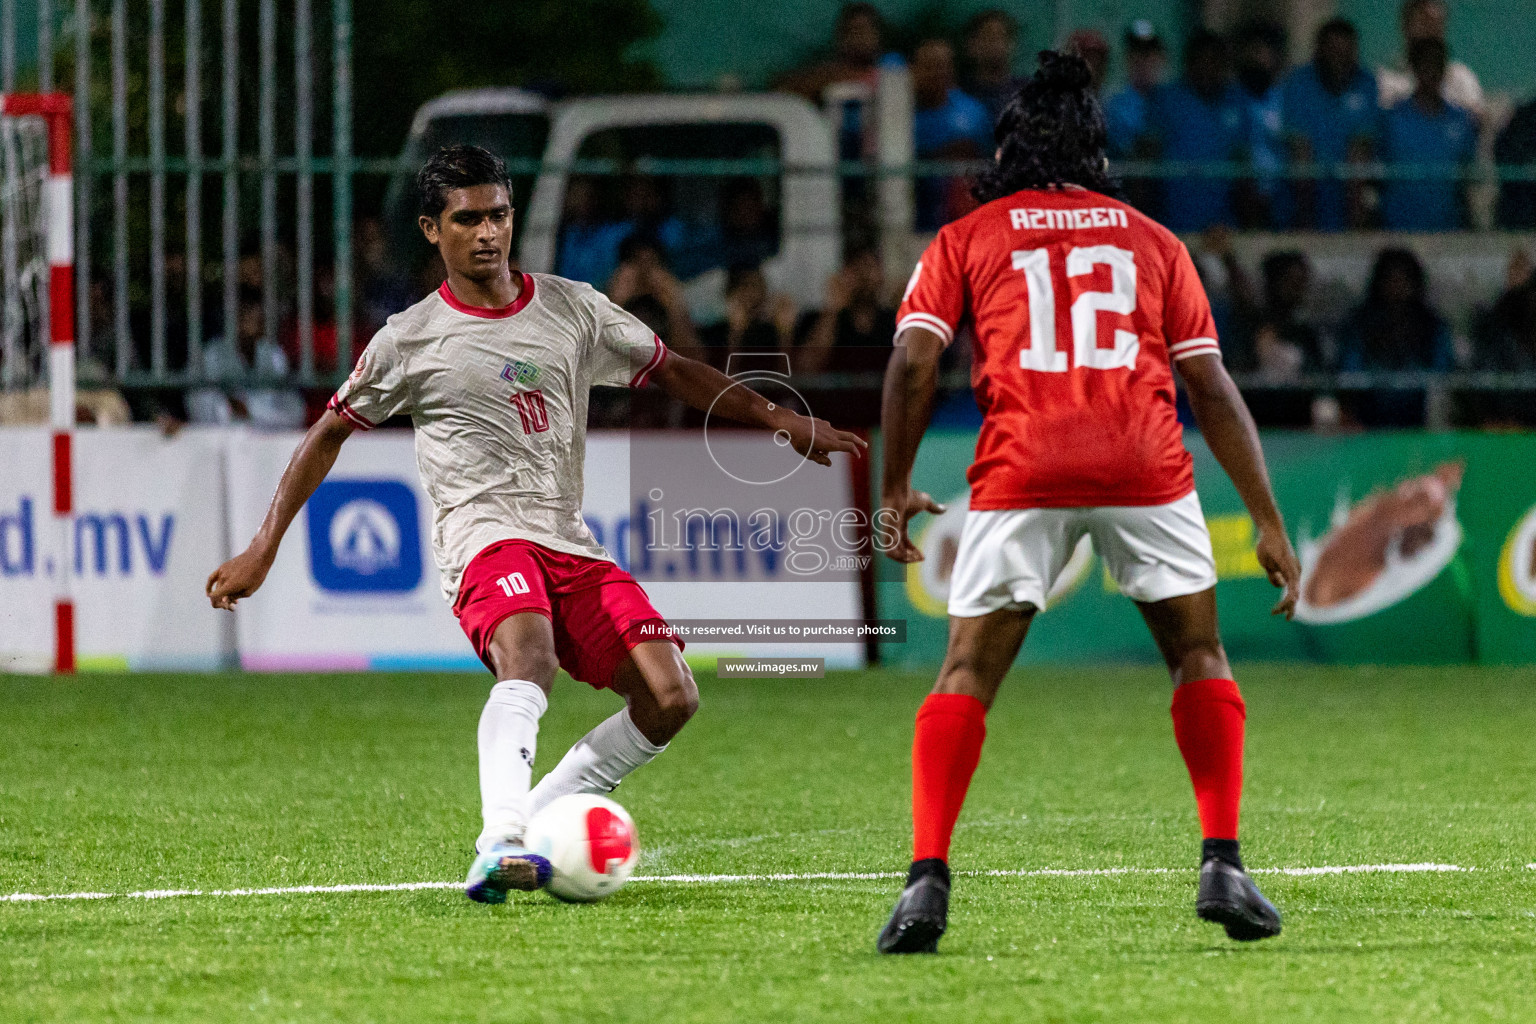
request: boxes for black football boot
[1196,854,1282,941]
[878,860,950,954]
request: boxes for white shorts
[946,490,1218,617]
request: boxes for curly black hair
[971,50,1114,204]
[416,144,513,219]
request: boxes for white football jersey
[329,274,666,602]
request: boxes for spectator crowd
[536,0,1536,431]
[763,0,1536,235]
[11,0,1534,432]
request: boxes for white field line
[1,863,1483,904]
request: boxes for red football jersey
[897,186,1220,509]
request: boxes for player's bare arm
[206,409,355,609]
[646,352,867,467]
[877,325,947,562]
[1176,352,1301,618]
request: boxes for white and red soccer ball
[524,794,639,902]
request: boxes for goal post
[2,93,75,673]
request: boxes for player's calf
[527,646,695,816]
[615,640,699,745]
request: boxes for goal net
[0,111,50,395]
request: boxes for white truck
[381,74,917,321]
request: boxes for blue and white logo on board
[306,480,422,593]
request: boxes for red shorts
[453,539,682,688]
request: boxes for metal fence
[38,0,354,390]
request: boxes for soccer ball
[524,794,640,902]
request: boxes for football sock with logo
[528,707,667,816]
[475,678,547,854]
[1170,677,1246,860]
[911,692,988,864]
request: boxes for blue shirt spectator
[1281,20,1378,230]
[1379,100,1474,230]
[912,89,992,160]
[910,38,992,230]
[556,176,700,288]
[1234,21,1289,226]
[557,220,634,289]
[1379,37,1475,231]
[1104,86,1153,158]
[1241,83,1286,223]
[1147,31,1248,231]
[1149,81,1248,230]
[1104,21,1167,158]
[960,10,1026,128]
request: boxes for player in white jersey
[206,146,866,903]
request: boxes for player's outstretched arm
[646,350,866,467]
[205,410,355,610]
[1176,353,1301,618]
[877,327,947,563]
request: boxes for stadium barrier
[0,426,865,672]
[0,425,230,672]
[8,424,1536,671]
[880,430,1536,667]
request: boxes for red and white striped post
[3,94,76,673]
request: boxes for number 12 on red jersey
[1012,244,1139,373]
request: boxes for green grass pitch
[3,664,1535,1022]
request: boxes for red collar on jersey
[437,273,535,319]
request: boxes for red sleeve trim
[629,336,668,388]
[328,395,376,430]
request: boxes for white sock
[475,679,547,854]
[529,708,667,816]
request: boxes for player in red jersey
[876,52,1301,952]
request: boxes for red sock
[911,693,987,862]
[1170,678,1246,840]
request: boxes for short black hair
[1262,250,1308,283]
[1316,16,1358,45]
[836,3,880,31]
[972,50,1113,203]
[1185,28,1228,65]
[964,9,1018,40]
[616,232,667,266]
[416,145,513,219]
[1235,19,1286,55]
[1367,247,1428,305]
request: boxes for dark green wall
[643,0,1536,100]
[640,0,1192,91]
[1337,0,1536,97]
